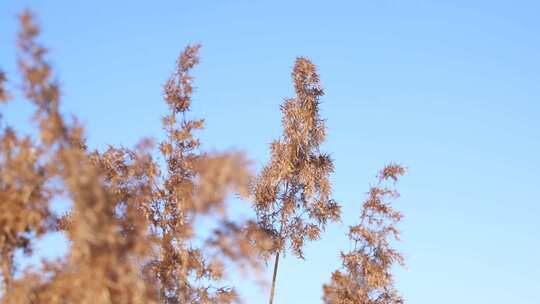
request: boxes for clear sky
[1,1,539,303]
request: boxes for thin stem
[268,251,280,304]
[268,180,289,304]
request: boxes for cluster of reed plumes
[0,10,406,304]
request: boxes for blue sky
[1,0,539,303]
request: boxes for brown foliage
[0,11,271,304]
[254,57,341,258]
[323,164,406,304]
[253,57,344,303]
[0,10,408,304]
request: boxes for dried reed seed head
[323,165,406,304]
[254,57,341,258]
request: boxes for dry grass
[0,10,406,304]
